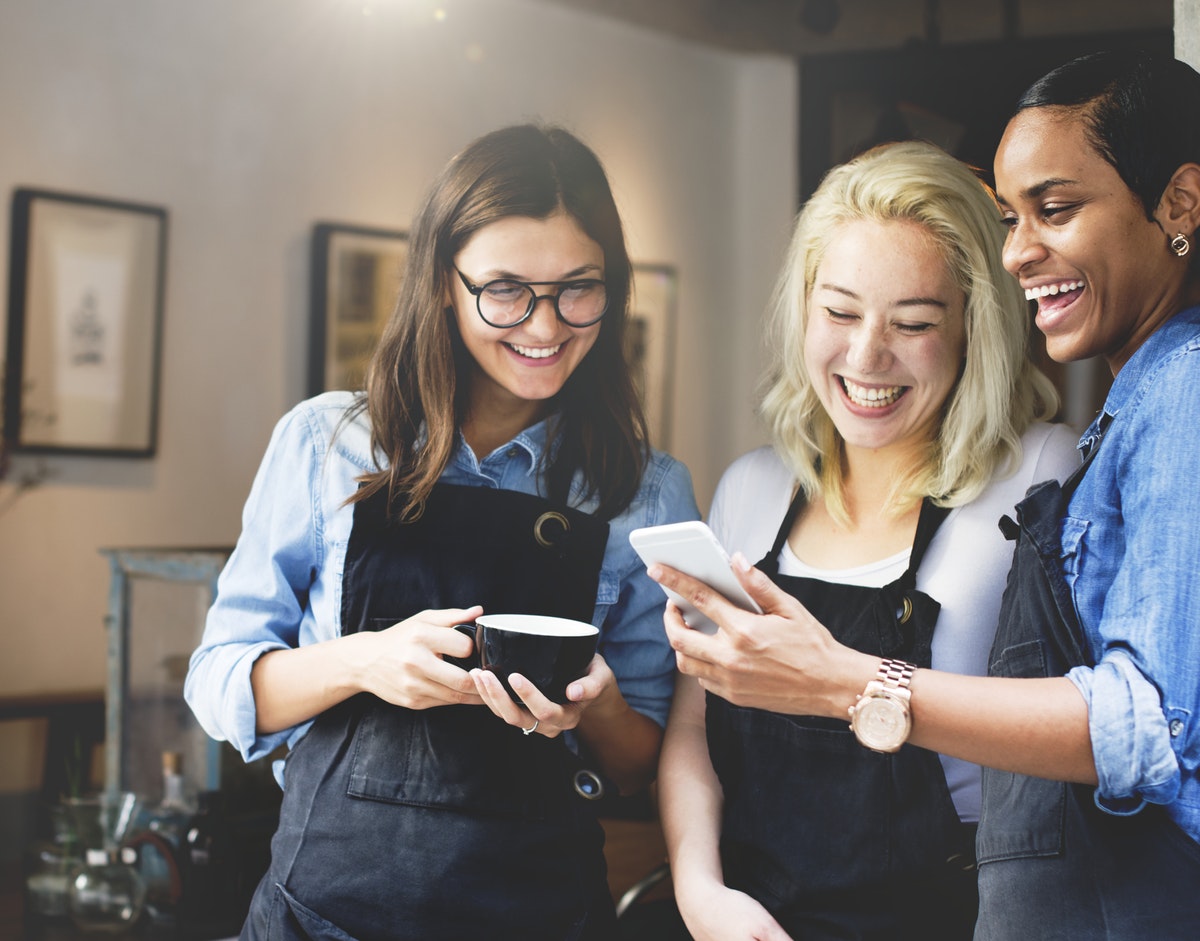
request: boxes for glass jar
[24,803,83,918]
[60,792,147,934]
[67,847,147,934]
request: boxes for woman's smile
[504,340,565,361]
[805,218,966,458]
[450,210,604,432]
[995,108,1182,372]
[839,377,908,410]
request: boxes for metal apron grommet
[535,511,571,547]
[896,595,913,624]
[573,769,604,800]
[534,511,570,548]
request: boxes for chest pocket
[1059,516,1088,617]
[978,638,1066,864]
[591,568,621,623]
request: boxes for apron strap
[898,499,951,590]
[762,485,950,587]
[763,484,807,573]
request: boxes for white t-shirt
[707,421,1081,822]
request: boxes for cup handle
[445,623,479,670]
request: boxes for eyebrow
[996,177,1079,207]
[476,263,603,281]
[816,283,949,310]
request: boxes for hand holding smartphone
[629,521,762,634]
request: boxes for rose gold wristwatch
[848,658,916,753]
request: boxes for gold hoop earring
[1170,233,1191,258]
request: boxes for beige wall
[0,0,795,713]
[0,0,1187,799]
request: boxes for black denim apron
[975,438,1200,940]
[707,495,978,940]
[241,482,618,941]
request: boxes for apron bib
[242,483,618,941]
[975,440,1200,940]
[708,495,978,940]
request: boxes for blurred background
[0,0,1187,934]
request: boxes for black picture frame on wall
[3,187,168,457]
[628,263,678,451]
[307,221,408,396]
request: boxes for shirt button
[506,447,519,458]
[1169,718,1185,737]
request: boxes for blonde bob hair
[759,140,1059,522]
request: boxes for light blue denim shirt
[185,392,699,780]
[1064,305,1200,843]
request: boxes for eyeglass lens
[477,279,607,327]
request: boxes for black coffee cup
[449,614,599,704]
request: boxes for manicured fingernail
[567,683,582,700]
[647,564,662,580]
[732,552,751,573]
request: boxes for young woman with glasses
[185,124,699,941]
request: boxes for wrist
[330,630,376,698]
[848,657,917,753]
[827,648,883,717]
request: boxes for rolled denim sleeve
[1065,340,1200,824]
[1068,653,1181,812]
[184,403,327,762]
[594,452,700,728]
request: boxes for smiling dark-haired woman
[185,124,699,941]
[652,51,1200,940]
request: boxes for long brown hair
[350,124,647,521]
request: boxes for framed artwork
[308,221,408,395]
[3,188,168,456]
[627,264,678,450]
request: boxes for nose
[1001,219,1048,277]
[846,322,891,374]
[521,293,561,338]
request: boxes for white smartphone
[629,520,762,634]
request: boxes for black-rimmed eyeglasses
[455,268,608,328]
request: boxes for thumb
[730,552,798,616]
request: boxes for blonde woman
[657,140,1078,940]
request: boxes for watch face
[852,694,910,752]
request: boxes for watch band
[878,658,916,690]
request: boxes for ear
[1155,163,1200,235]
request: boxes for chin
[1042,334,1093,365]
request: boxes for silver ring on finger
[522,719,540,736]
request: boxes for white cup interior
[476,614,598,637]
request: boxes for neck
[840,441,927,522]
[461,385,548,459]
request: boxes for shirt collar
[1081,304,1200,447]
[450,413,561,475]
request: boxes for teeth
[842,378,904,408]
[1025,280,1084,301]
[508,342,561,359]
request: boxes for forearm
[657,558,1099,785]
[907,670,1097,784]
[658,677,725,892]
[251,632,375,734]
[575,695,663,795]
[803,649,1097,783]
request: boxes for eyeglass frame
[453,268,609,328]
